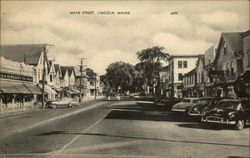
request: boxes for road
[0,100,249,158]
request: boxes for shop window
[178,61,182,68]
[178,73,183,81]
[183,61,187,68]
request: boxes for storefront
[0,57,42,108]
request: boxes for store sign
[0,72,33,82]
[208,70,224,79]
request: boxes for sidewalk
[0,96,105,114]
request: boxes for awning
[39,85,57,95]
[0,80,40,94]
[0,80,20,93]
[23,83,42,95]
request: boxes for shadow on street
[35,131,249,148]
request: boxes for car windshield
[197,99,209,105]
[216,101,240,110]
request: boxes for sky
[1,0,249,75]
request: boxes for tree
[104,61,135,93]
[136,46,169,94]
[86,68,95,77]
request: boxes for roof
[54,64,62,77]
[221,32,242,53]
[197,54,205,67]
[168,54,200,60]
[73,66,89,78]
[0,44,47,66]
[60,66,75,78]
[183,68,196,77]
[214,32,243,64]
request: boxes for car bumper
[172,108,186,112]
[188,112,200,116]
[201,118,236,125]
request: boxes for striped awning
[0,80,41,94]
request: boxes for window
[224,42,227,55]
[178,73,183,81]
[183,61,187,68]
[226,63,229,76]
[50,74,53,82]
[231,61,234,76]
[178,61,182,68]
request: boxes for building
[241,30,250,97]
[0,44,57,101]
[183,68,197,97]
[167,55,200,98]
[0,56,41,108]
[203,46,217,97]
[213,32,245,98]
[74,66,89,98]
[87,74,103,97]
[60,66,79,98]
[196,55,205,97]
[158,66,169,96]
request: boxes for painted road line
[7,101,108,137]
[49,118,105,158]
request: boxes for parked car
[171,98,199,113]
[201,99,250,130]
[188,97,222,117]
[46,99,79,109]
[155,97,181,110]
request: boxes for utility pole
[95,73,97,100]
[79,58,86,103]
[42,47,47,108]
[79,59,83,102]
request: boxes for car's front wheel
[68,103,72,108]
[235,120,245,130]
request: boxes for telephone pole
[79,58,86,102]
[42,47,47,108]
[95,73,97,100]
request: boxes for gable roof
[0,44,47,66]
[197,54,205,67]
[54,64,62,77]
[221,32,242,53]
[61,66,75,78]
[214,32,243,64]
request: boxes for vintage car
[171,98,199,113]
[46,99,79,109]
[201,99,250,130]
[188,97,222,117]
[155,97,181,110]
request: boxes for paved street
[0,100,249,158]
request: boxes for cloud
[152,32,212,54]
[200,11,247,31]
[1,1,249,74]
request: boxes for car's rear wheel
[235,120,245,130]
